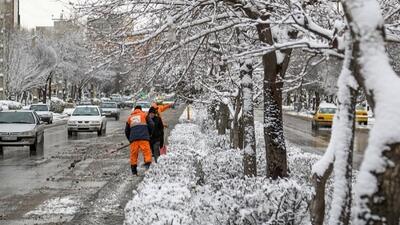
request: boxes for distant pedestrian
[125,105,154,175]
[147,107,164,163]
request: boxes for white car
[67,105,107,137]
[0,110,45,156]
[99,102,120,120]
[29,104,53,124]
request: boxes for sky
[20,0,75,29]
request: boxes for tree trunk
[231,91,243,149]
[48,75,52,102]
[315,91,320,111]
[42,86,47,104]
[78,86,82,101]
[341,1,400,224]
[310,163,333,225]
[257,18,288,179]
[310,42,357,225]
[241,61,257,177]
[217,102,229,135]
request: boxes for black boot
[144,162,151,170]
[131,165,138,175]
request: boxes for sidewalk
[124,106,319,225]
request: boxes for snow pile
[53,113,70,122]
[0,100,22,111]
[26,196,80,216]
[125,106,317,225]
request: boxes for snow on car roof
[319,103,337,108]
[76,105,98,108]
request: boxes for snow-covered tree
[5,31,57,101]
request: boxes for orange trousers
[130,140,152,166]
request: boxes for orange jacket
[151,103,173,126]
[152,103,173,113]
[125,109,153,142]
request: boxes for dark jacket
[149,115,164,143]
[125,109,154,142]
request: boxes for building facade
[0,0,20,99]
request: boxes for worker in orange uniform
[151,102,174,119]
[125,105,154,175]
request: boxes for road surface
[255,110,368,167]
[0,105,185,225]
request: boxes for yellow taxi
[312,103,337,129]
[356,105,368,125]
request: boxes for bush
[0,100,22,110]
[50,98,66,113]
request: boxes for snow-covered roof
[318,103,337,108]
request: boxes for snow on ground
[53,112,70,122]
[26,196,81,216]
[124,106,319,225]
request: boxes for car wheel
[0,146,4,158]
[97,127,103,136]
[364,121,368,125]
[68,130,73,137]
[49,119,53,124]
[30,135,44,157]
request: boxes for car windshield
[356,105,366,110]
[164,98,174,102]
[101,103,117,108]
[72,107,99,116]
[136,102,150,108]
[319,108,336,114]
[30,105,48,111]
[0,112,36,124]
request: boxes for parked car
[312,103,337,130]
[99,102,120,120]
[67,106,107,137]
[0,110,45,156]
[29,104,53,124]
[356,105,368,125]
[133,101,151,113]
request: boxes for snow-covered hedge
[0,100,22,111]
[124,106,317,225]
[50,97,66,113]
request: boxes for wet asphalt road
[255,110,368,168]
[0,105,185,225]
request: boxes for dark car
[99,102,121,120]
[29,104,53,124]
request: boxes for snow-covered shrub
[192,178,311,225]
[0,100,22,110]
[287,143,320,183]
[50,98,66,113]
[125,106,317,225]
[125,123,202,225]
[202,149,243,183]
